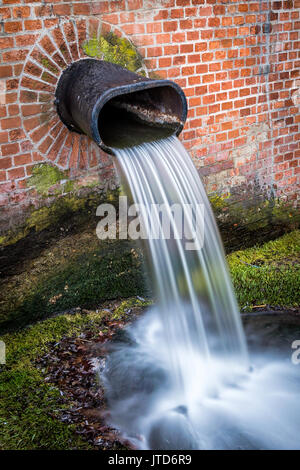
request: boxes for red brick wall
[0,0,299,235]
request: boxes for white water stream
[102,136,300,450]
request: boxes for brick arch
[19,17,133,172]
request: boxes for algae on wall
[209,191,300,252]
[29,163,69,196]
[82,32,147,76]
[0,161,118,248]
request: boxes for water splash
[102,136,300,449]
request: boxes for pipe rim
[91,79,188,154]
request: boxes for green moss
[63,180,75,193]
[209,194,230,211]
[29,163,66,195]
[209,192,300,251]
[228,230,300,310]
[41,58,58,75]
[0,310,111,450]
[41,72,54,83]
[212,194,299,231]
[83,32,144,73]
[0,227,28,248]
[113,297,152,319]
[0,189,119,248]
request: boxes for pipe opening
[98,86,184,149]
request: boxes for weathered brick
[0,108,7,120]
[1,117,21,130]
[4,21,22,33]
[163,21,178,32]
[147,47,163,57]
[21,76,55,93]
[13,6,31,18]
[8,166,25,179]
[8,104,19,116]
[38,135,54,154]
[53,4,72,16]
[0,157,12,170]
[0,66,13,78]
[9,129,25,141]
[73,3,91,15]
[0,37,14,50]
[24,20,42,31]
[30,122,50,144]
[127,0,143,9]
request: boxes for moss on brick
[29,163,67,195]
[0,188,119,248]
[41,58,58,75]
[0,295,150,450]
[209,192,300,252]
[82,32,145,74]
[210,193,299,231]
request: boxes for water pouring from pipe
[55,61,300,449]
[102,138,300,450]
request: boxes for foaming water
[102,136,300,449]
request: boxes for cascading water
[102,136,300,450]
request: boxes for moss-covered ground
[0,230,299,449]
[0,312,98,450]
[228,229,300,311]
[0,228,148,333]
[0,298,149,450]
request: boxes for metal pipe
[55,59,187,154]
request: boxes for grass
[228,230,300,310]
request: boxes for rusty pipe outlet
[55,59,187,154]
